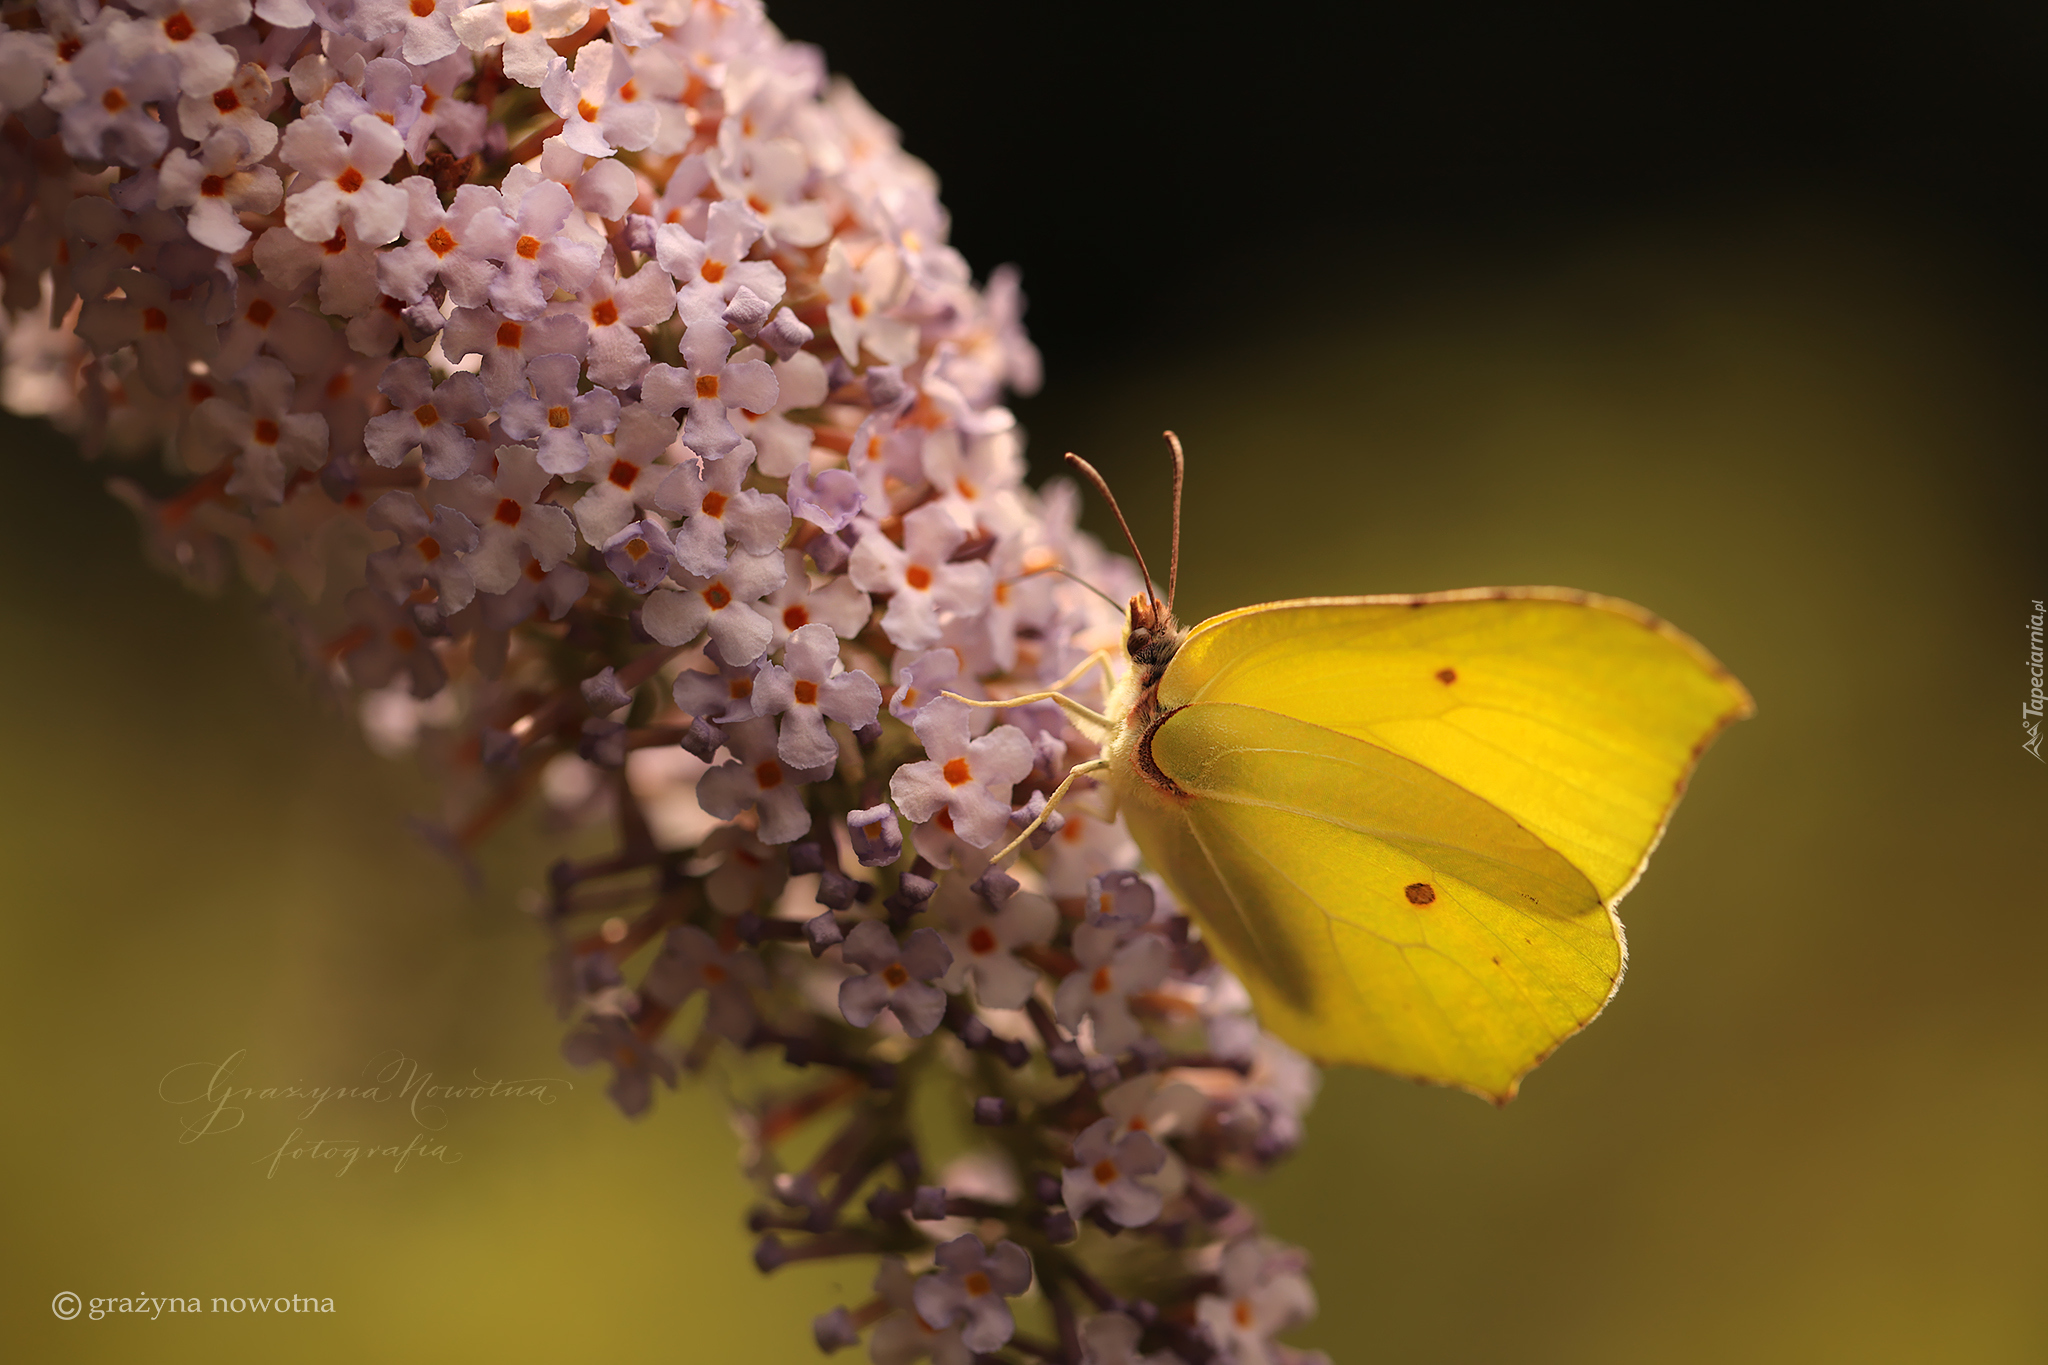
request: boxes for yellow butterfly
[962,435,1753,1103]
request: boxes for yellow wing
[1160,590,1755,904]
[1121,589,1751,1101]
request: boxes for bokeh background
[4,3,2045,1360]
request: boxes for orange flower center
[700,490,727,517]
[942,757,971,786]
[547,405,571,428]
[496,320,523,347]
[212,87,240,112]
[781,605,808,629]
[881,963,909,988]
[336,166,364,194]
[792,680,817,706]
[517,234,542,259]
[505,7,531,31]
[590,298,619,326]
[700,259,726,283]
[413,403,439,427]
[251,418,280,444]
[695,374,720,399]
[1091,1159,1119,1185]
[701,582,732,609]
[494,499,522,525]
[416,535,441,561]
[967,927,997,955]
[753,760,781,789]
[904,564,932,591]
[161,12,195,41]
[426,226,458,256]
[199,175,226,197]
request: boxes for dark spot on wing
[1435,667,1457,685]
[1403,882,1435,905]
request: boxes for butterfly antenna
[1016,562,1123,611]
[1064,452,1158,611]
[1163,430,1184,616]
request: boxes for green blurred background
[6,5,2048,1361]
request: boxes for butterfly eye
[1128,628,1152,655]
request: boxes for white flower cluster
[2,1,1330,1359]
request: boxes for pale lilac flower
[366,489,480,613]
[750,549,872,653]
[478,559,589,630]
[441,305,590,399]
[697,822,788,917]
[319,57,426,145]
[576,256,676,389]
[887,647,960,722]
[868,1257,973,1365]
[1086,869,1155,930]
[175,61,280,162]
[118,0,244,98]
[911,1235,1032,1354]
[837,921,950,1038]
[404,52,489,161]
[74,268,217,396]
[365,358,488,478]
[850,503,993,651]
[378,180,512,311]
[480,179,602,321]
[536,133,639,219]
[651,439,790,578]
[560,1015,675,1118]
[641,295,777,460]
[0,30,55,113]
[569,402,680,545]
[46,38,178,166]
[640,924,765,1041]
[889,697,1034,849]
[445,442,576,595]
[1079,1312,1156,1365]
[496,351,619,476]
[156,131,281,252]
[188,358,329,504]
[1196,1238,1319,1365]
[348,0,464,66]
[731,349,829,477]
[671,646,768,726]
[655,200,786,313]
[279,112,409,247]
[601,518,672,593]
[751,622,881,770]
[541,40,657,158]
[709,120,831,249]
[1054,923,1175,1056]
[251,221,383,320]
[696,717,823,845]
[452,0,589,87]
[846,805,903,869]
[786,463,863,533]
[338,585,447,697]
[210,276,332,379]
[1061,1117,1167,1228]
[822,238,918,367]
[939,890,1056,1010]
[641,546,785,663]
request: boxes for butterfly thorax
[1104,595,1191,801]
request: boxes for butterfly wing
[1123,589,1751,1100]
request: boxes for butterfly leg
[991,757,1109,865]
[939,689,1113,733]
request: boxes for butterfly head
[1125,593,1185,675]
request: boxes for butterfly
[961,434,1753,1103]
